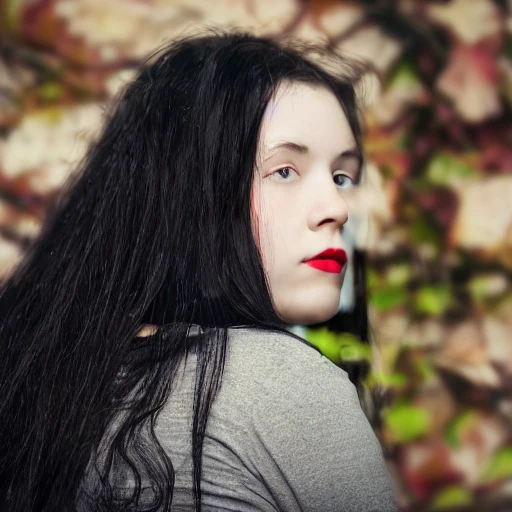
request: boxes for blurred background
[0,0,511,510]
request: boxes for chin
[286,304,339,326]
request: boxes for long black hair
[0,28,369,511]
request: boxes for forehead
[258,81,356,153]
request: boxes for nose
[308,179,350,232]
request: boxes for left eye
[334,174,354,189]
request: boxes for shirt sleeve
[245,342,400,512]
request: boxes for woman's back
[79,327,398,511]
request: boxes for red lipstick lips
[303,248,347,274]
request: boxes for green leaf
[383,402,431,442]
[385,264,412,287]
[415,357,435,381]
[305,329,371,364]
[468,273,509,303]
[429,485,473,510]
[409,216,442,250]
[366,267,380,290]
[414,285,452,317]
[388,58,419,88]
[3,0,24,32]
[425,153,479,188]
[38,82,65,104]
[444,411,476,449]
[479,447,512,482]
[373,371,407,388]
[305,327,344,364]
[381,343,403,375]
[338,333,371,362]
[370,286,407,311]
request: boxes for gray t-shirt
[154,327,399,511]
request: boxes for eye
[269,167,356,188]
[334,173,355,189]
[270,167,298,181]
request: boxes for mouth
[303,248,347,274]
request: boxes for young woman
[0,29,399,511]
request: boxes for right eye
[270,167,298,181]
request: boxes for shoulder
[226,325,328,366]
[220,328,399,511]
[226,326,350,375]
[224,326,356,407]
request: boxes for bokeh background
[1,1,511,510]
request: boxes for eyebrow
[264,141,364,178]
[264,141,309,158]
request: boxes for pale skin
[138,80,362,336]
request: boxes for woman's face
[251,80,362,325]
